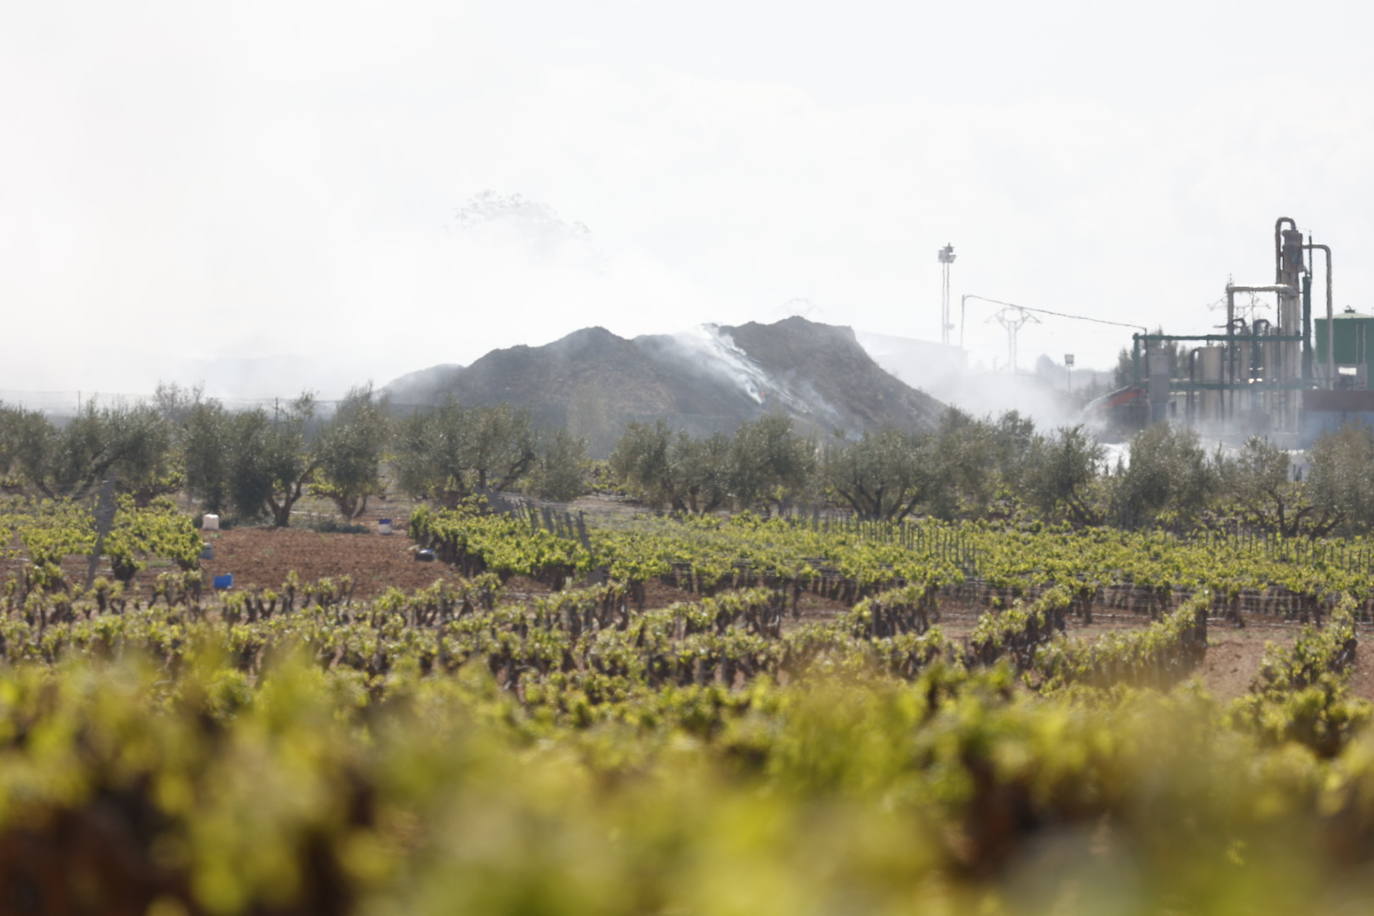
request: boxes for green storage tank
[1314,307,1374,368]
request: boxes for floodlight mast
[937,244,956,345]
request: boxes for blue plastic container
[200,545,214,560]
[212,573,234,590]
[379,518,393,535]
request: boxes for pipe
[1252,318,1271,412]
[1226,317,1248,419]
[1275,217,1297,284]
[1225,283,1293,411]
[1227,284,1294,294]
[1252,318,1270,380]
[1304,243,1333,387]
[1226,290,1234,418]
[1137,332,1299,342]
[1301,267,1312,382]
[1188,348,1201,423]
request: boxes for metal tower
[938,243,956,345]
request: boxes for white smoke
[856,329,1113,433]
[668,324,818,416]
[672,325,763,404]
[452,191,595,262]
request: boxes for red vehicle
[1080,385,1148,435]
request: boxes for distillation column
[1277,226,1305,430]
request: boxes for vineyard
[4,497,1374,912]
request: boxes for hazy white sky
[3,0,1373,397]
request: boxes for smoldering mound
[383,315,945,456]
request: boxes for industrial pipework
[1305,241,1334,386]
[1126,216,1337,437]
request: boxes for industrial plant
[1096,216,1370,445]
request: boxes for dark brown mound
[384,316,945,456]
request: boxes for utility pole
[990,306,1039,373]
[938,243,956,345]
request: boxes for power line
[959,294,1149,349]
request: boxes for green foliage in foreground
[8,494,1374,913]
[0,630,1371,914]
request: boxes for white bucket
[202,513,220,531]
[378,518,393,535]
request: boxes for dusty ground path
[1350,638,1374,700]
[1196,623,1295,701]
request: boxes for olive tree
[528,429,588,502]
[393,400,537,507]
[1021,426,1105,527]
[1307,423,1374,536]
[0,402,175,502]
[314,386,390,519]
[729,415,815,514]
[609,420,675,509]
[1109,423,1214,529]
[821,428,927,521]
[1217,436,1338,538]
[608,421,731,514]
[923,411,994,520]
[225,395,319,527]
[178,399,234,515]
[671,432,732,515]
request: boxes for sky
[3,0,1374,399]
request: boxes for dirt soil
[1196,624,1295,702]
[200,528,466,598]
[1351,640,1374,699]
[1197,620,1374,702]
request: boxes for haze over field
[3,1,1373,399]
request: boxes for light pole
[937,243,956,345]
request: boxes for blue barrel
[212,573,234,590]
[200,545,214,560]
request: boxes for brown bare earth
[1196,625,1295,701]
[200,527,466,598]
[1352,640,1374,699]
[1197,621,1374,702]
